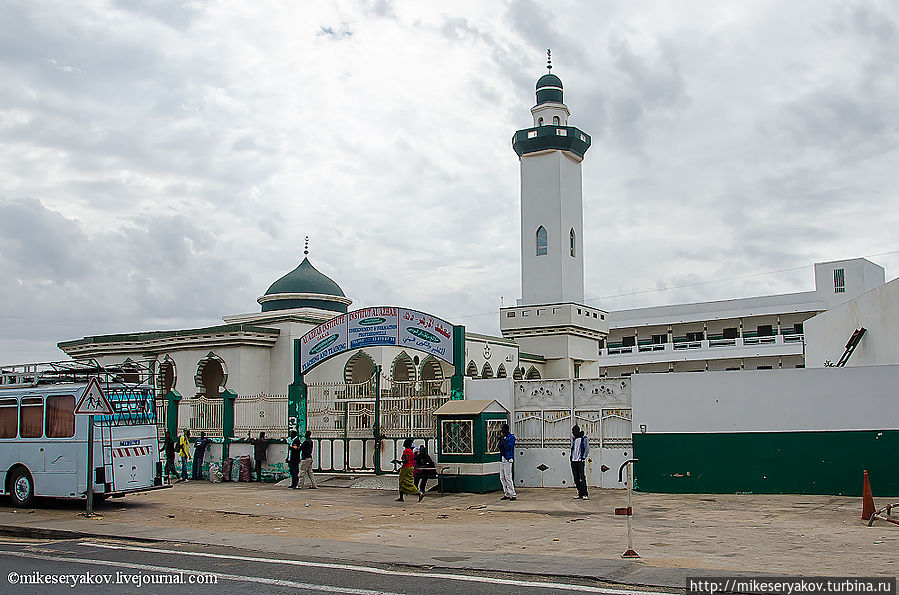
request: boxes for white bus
[0,361,169,507]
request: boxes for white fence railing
[234,393,288,437]
[188,396,224,438]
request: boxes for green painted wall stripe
[633,430,899,497]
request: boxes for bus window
[0,398,17,438]
[46,395,75,438]
[20,397,43,438]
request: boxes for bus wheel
[9,467,34,507]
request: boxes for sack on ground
[221,457,234,481]
[208,462,223,483]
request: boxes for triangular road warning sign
[75,377,114,415]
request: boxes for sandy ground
[2,478,896,577]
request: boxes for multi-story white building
[597,258,885,376]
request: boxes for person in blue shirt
[499,423,517,501]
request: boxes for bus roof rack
[0,359,154,389]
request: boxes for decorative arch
[526,366,542,380]
[536,226,548,256]
[420,356,444,382]
[538,117,544,126]
[570,228,576,257]
[195,352,227,398]
[466,361,478,378]
[159,356,177,394]
[513,367,524,380]
[481,362,494,379]
[553,115,560,125]
[121,357,140,384]
[496,364,507,378]
[391,351,416,382]
[344,351,376,384]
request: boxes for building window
[0,398,17,438]
[527,130,537,139]
[652,334,666,344]
[536,308,545,315]
[757,365,773,370]
[441,419,473,455]
[521,310,529,317]
[553,115,560,125]
[556,128,567,136]
[723,327,738,339]
[686,331,703,342]
[538,117,544,126]
[506,312,515,318]
[794,323,804,334]
[622,336,636,347]
[758,325,773,337]
[536,226,548,256]
[834,268,845,293]
[573,363,581,379]
[593,313,597,318]
[569,228,576,257]
[486,420,504,454]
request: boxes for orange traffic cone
[861,470,875,521]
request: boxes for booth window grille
[485,420,504,454]
[441,419,473,455]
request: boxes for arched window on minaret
[570,228,576,257]
[538,117,544,126]
[553,115,560,125]
[536,226,548,256]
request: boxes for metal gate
[512,378,632,488]
[306,376,450,473]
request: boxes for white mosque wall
[463,377,514,412]
[804,277,899,368]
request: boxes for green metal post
[221,389,237,461]
[451,325,465,400]
[288,339,307,435]
[165,390,182,438]
[373,365,381,474]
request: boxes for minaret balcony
[512,125,591,160]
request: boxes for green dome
[536,73,563,105]
[536,73,563,90]
[265,257,345,297]
[260,257,349,314]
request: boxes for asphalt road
[0,536,679,595]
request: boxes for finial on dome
[546,48,552,72]
[304,236,309,256]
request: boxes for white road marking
[0,549,399,595]
[80,541,677,594]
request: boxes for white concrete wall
[631,366,899,434]
[463,377,514,412]
[805,278,899,368]
[814,258,885,309]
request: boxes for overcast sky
[2,0,898,365]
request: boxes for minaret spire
[304,236,309,256]
[546,48,552,72]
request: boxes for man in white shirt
[570,425,589,500]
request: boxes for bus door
[42,394,79,497]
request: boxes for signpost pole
[86,414,94,517]
[373,365,381,475]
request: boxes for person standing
[499,423,517,501]
[249,431,270,482]
[287,430,301,489]
[162,430,176,481]
[396,438,422,502]
[192,432,210,480]
[299,430,317,489]
[414,444,437,494]
[570,425,589,500]
[177,429,191,482]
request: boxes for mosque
[56,60,899,490]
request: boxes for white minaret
[500,52,608,380]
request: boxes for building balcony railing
[601,333,804,358]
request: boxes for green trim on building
[512,126,591,159]
[518,352,546,363]
[633,430,899,497]
[439,474,502,494]
[464,331,519,348]
[261,297,347,313]
[58,323,280,349]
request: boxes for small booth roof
[433,399,509,416]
